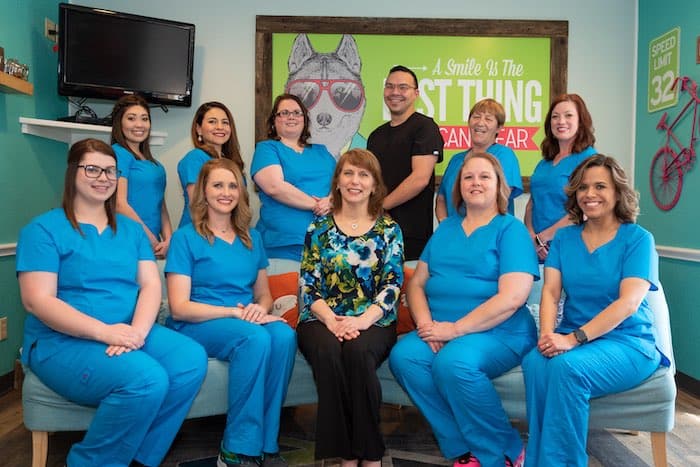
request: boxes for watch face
[574,329,588,344]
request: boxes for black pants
[297,320,397,461]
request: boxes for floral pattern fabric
[299,214,404,327]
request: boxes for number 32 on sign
[649,27,680,113]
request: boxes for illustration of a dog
[285,34,366,158]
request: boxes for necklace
[350,222,359,230]
[208,224,231,234]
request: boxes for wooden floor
[1,386,698,466]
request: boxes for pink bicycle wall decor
[650,75,699,210]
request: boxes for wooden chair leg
[650,431,668,467]
[32,431,48,467]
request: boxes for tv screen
[58,3,195,107]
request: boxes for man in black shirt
[367,65,444,260]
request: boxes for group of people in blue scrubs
[16,88,666,467]
[389,94,665,467]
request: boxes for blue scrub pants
[389,331,527,465]
[29,324,208,467]
[522,338,661,467]
[176,318,296,456]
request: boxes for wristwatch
[573,328,588,345]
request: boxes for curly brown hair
[565,154,639,224]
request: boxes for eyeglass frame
[275,109,305,118]
[285,78,365,112]
[77,164,121,180]
[383,82,417,92]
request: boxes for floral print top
[299,214,404,327]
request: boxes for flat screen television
[58,3,195,107]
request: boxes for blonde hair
[452,151,511,215]
[190,158,253,248]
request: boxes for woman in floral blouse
[297,148,404,467]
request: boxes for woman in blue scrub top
[252,94,335,261]
[390,152,538,467]
[16,139,207,467]
[435,98,523,220]
[525,94,597,261]
[522,155,662,467]
[166,158,296,467]
[111,94,173,258]
[177,101,245,227]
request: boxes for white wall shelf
[19,117,167,146]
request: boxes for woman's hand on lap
[538,332,576,357]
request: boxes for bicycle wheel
[650,147,684,210]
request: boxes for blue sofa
[21,259,676,467]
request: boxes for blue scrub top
[251,140,336,261]
[176,148,212,228]
[420,215,539,354]
[165,224,269,328]
[439,144,523,216]
[529,146,597,233]
[16,209,155,364]
[113,143,167,237]
[546,223,659,359]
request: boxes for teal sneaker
[216,444,260,467]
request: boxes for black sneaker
[261,452,288,467]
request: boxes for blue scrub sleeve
[497,219,540,278]
[164,229,194,277]
[180,151,207,186]
[16,223,60,273]
[622,227,659,291]
[544,230,562,272]
[113,144,134,179]
[134,224,156,261]
[250,141,280,177]
[251,229,270,271]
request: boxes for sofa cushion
[397,266,416,334]
[268,271,299,328]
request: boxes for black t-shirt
[367,112,444,258]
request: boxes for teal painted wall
[637,0,700,379]
[0,0,67,376]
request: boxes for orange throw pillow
[268,272,299,328]
[396,267,416,335]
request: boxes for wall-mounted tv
[58,3,195,107]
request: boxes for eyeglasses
[286,79,365,112]
[384,82,416,92]
[275,109,304,118]
[78,164,121,180]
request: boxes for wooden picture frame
[255,16,569,191]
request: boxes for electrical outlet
[44,18,57,43]
[0,317,7,341]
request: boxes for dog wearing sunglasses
[286,34,367,158]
